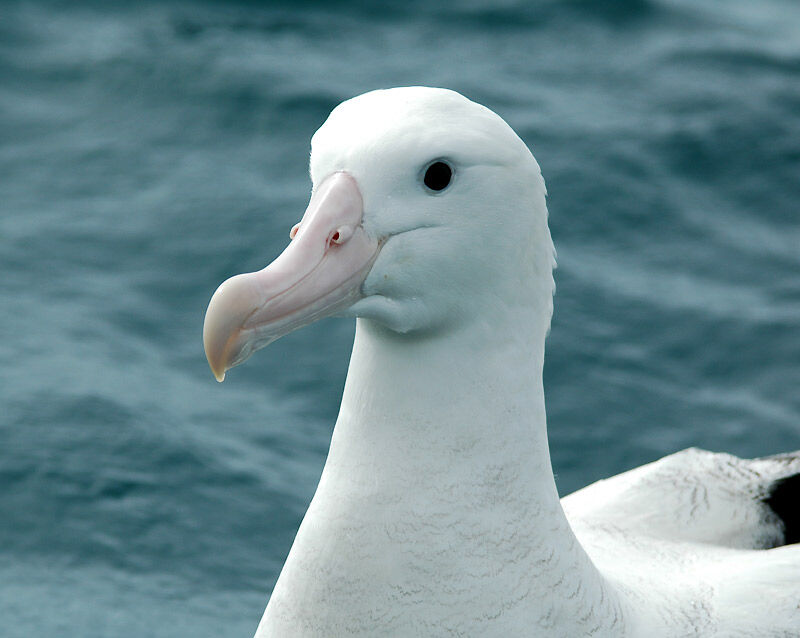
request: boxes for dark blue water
[1,1,799,634]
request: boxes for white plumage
[565,448,800,636]
[203,87,800,637]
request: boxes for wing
[562,447,800,549]
[710,544,800,637]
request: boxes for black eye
[423,161,453,192]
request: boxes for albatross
[203,87,800,637]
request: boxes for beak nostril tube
[329,225,354,247]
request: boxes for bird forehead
[309,90,527,186]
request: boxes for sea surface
[1,0,799,635]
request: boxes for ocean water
[1,0,799,635]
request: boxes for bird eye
[422,160,453,193]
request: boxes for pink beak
[203,172,380,381]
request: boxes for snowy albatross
[203,87,800,637]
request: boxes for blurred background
[1,0,799,635]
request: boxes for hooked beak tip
[203,272,260,383]
[207,347,227,382]
[204,322,237,383]
[205,340,228,382]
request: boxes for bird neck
[276,308,628,633]
[330,313,554,499]
[260,303,631,636]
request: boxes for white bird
[203,87,800,637]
